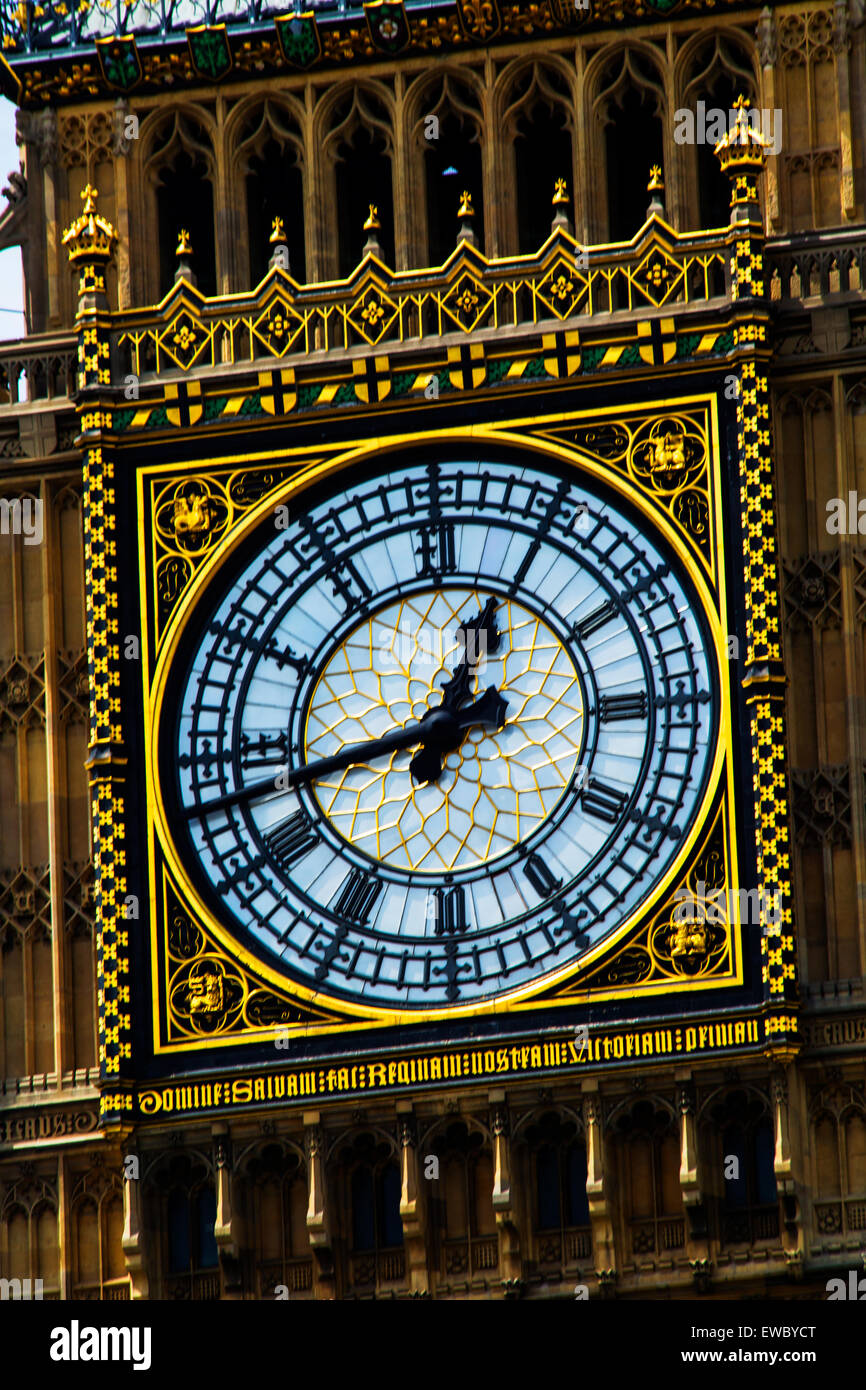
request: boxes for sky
[0,97,25,337]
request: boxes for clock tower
[0,0,864,1304]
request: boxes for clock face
[161,453,721,1013]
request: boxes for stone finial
[551,175,573,235]
[457,189,476,246]
[269,215,290,273]
[646,164,665,218]
[362,203,384,259]
[174,227,196,285]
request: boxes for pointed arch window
[709,1091,779,1246]
[429,1121,499,1281]
[326,91,394,276]
[615,1099,685,1258]
[526,1111,591,1269]
[0,1177,60,1297]
[504,67,575,254]
[594,52,665,242]
[414,77,484,264]
[148,114,217,297]
[680,37,757,229]
[240,1143,312,1298]
[148,1154,219,1299]
[338,1132,404,1293]
[69,1171,126,1298]
[237,103,306,287]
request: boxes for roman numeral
[509,478,570,593]
[581,778,628,824]
[523,852,563,899]
[572,599,618,641]
[599,692,648,721]
[432,885,467,936]
[263,810,318,869]
[416,522,456,580]
[332,868,383,923]
[296,516,371,613]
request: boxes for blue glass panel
[723,1126,748,1209]
[537,1147,561,1231]
[352,1167,375,1251]
[167,1189,191,1273]
[195,1187,218,1270]
[566,1145,590,1226]
[379,1164,403,1249]
[754,1121,778,1205]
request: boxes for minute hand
[182,692,507,819]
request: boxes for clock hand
[438,595,502,712]
[409,684,508,785]
[182,689,508,818]
[408,596,506,784]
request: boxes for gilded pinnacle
[457,190,474,218]
[61,184,118,265]
[363,204,380,231]
[715,93,770,177]
[647,165,664,192]
[552,177,569,206]
[269,215,286,243]
[176,228,193,258]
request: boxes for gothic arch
[403,68,485,266]
[68,1165,125,1296]
[327,1126,403,1294]
[494,56,578,255]
[513,1106,591,1268]
[674,30,759,230]
[511,1102,584,1142]
[315,83,397,278]
[228,97,307,287]
[585,43,669,243]
[609,1096,685,1261]
[420,1117,498,1283]
[142,1147,219,1298]
[139,106,218,300]
[235,1138,311,1298]
[0,1173,60,1291]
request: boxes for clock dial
[162,454,721,1012]
[305,589,584,873]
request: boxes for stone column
[121,1137,149,1299]
[490,1091,521,1287]
[304,1112,334,1296]
[397,1102,429,1294]
[583,1086,616,1283]
[213,1125,241,1296]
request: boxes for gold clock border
[138,401,742,1047]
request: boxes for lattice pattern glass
[305,590,583,872]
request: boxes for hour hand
[439,595,501,711]
[409,685,508,785]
